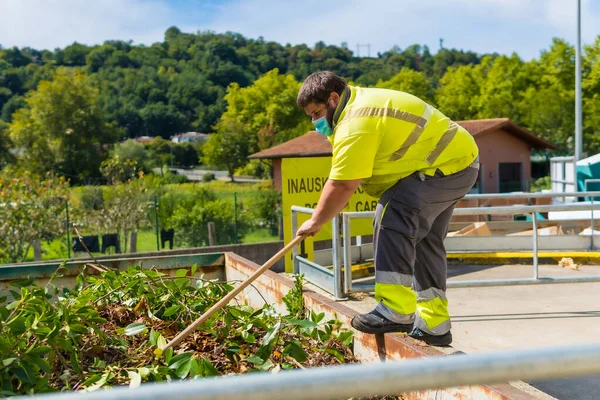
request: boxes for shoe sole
[350,316,412,334]
[409,333,453,347]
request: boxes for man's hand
[295,178,361,238]
[297,218,322,237]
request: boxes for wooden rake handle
[162,234,308,352]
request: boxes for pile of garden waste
[0,265,359,395]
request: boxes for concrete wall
[475,128,531,194]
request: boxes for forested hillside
[1,26,599,180]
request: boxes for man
[296,71,479,346]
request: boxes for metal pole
[65,200,71,259]
[592,196,595,250]
[575,0,583,181]
[590,197,595,251]
[352,274,600,291]
[532,212,539,280]
[453,202,600,216]
[291,210,299,274]
[464,190,600,200]
[234,192,238,244]
[342,214,353,294]
[29,343,600,400]
[331,214,345,299]
[154,195,160,251]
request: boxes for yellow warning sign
[282,157,379,272]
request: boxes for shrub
[531,176,551,192]
[202,172,216,182]
[156,187,216,228]
[165,172,188,184]
[248,183,281,235]
[235,159,270,179]
[77,186,104,211]
[169,197,250,247]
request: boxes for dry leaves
[558,257,579,270]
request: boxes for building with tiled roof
[250,118,556,194]
[171,132,209,144]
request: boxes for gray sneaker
[351,309,413,334]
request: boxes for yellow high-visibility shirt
[329,86,479,198]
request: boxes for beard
[326,101,336,126]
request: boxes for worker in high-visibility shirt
[296,71,479,346]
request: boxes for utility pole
[574,0,583,191]
[439,38,444,50]
[356,43,371,58]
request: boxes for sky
[1,0,600,60]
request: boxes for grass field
[9,179,278,263]
[161,180,265,203]
[20,227,279,263]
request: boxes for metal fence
[2,192,244,264]
[292,192,600,298]
[291,207,345,299]
[22,342,600,400]
[550,156,576,196]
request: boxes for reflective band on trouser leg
[414,288,451,335]
[374,282,417,324]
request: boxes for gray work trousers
[373,164,479,335]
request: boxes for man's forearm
[312,179,361,226]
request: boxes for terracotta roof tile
[456,118,511,135]
[457,118,556,149]
[248,131,332,159]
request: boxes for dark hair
[297,71,347,108]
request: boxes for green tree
[3,26,597,160]
[1,94,26,122]
[86,44,117,72]
[216,69,311,151]
[111,139,150,171]
[375,68,434,102]
[0,87,12,112]
[0,171,68,263]
[518,39,575,153]
[169,197,249,246]
[249,183,282,236]
[8,68,118,181]
[475,54,533,120]
[202,128,251,181]
[61,42,90,66]
[172,142,199,168]
[435,63,483,120]
[1,47,32,67]
[140,102,187,138]
[146,136,173,168]
[100,155,139,185]
[583,37,600,154]
[100,176,149,253]
[0,121,15,169]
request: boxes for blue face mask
[313,115,333,137]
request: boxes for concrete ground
[341,263,600,400]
